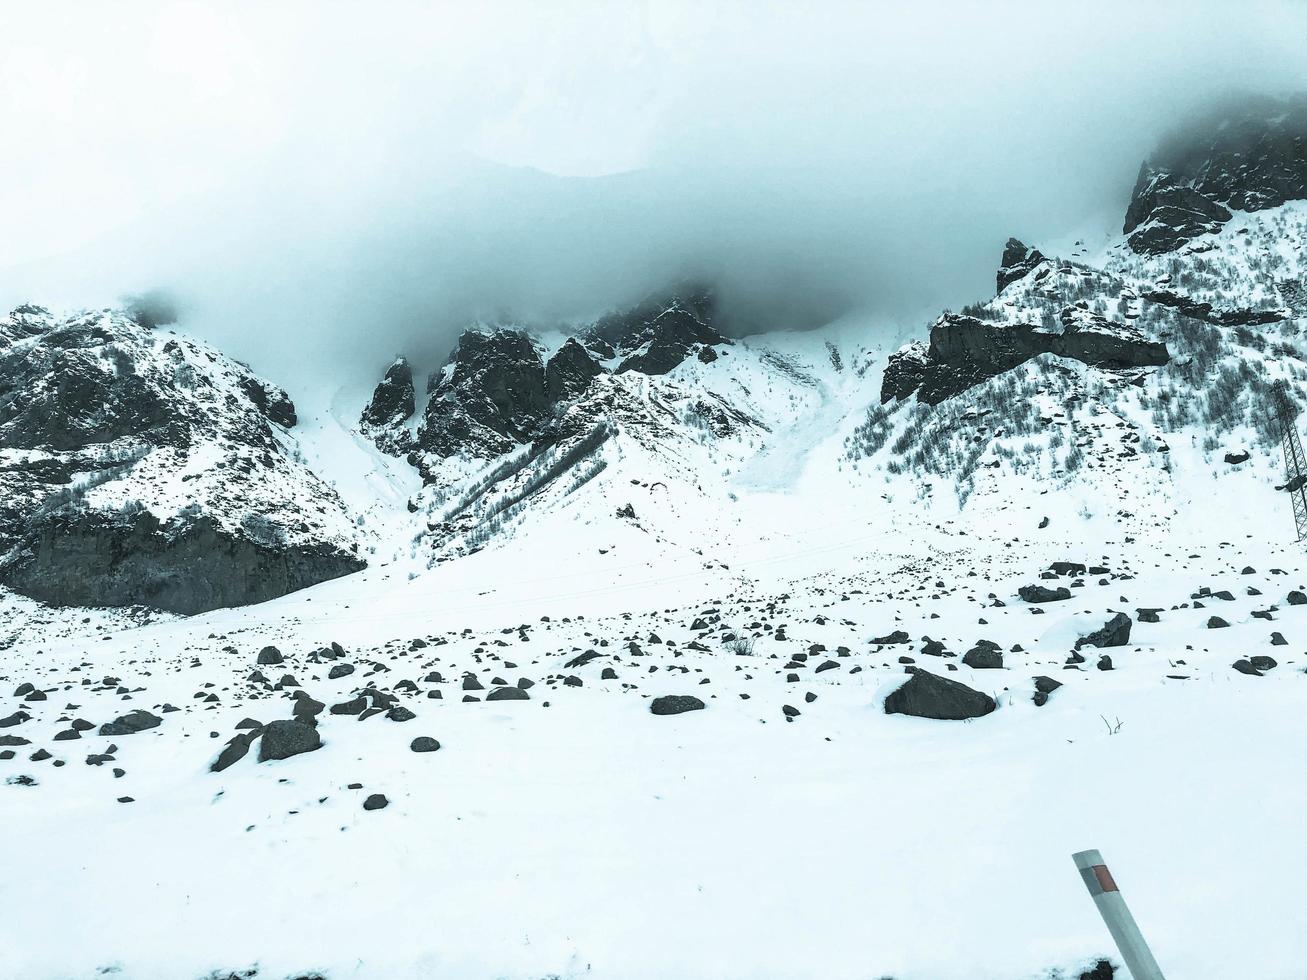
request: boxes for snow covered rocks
[0,305,363,613]
[650,695,706,715]
[883,669,996,721]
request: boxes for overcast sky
[3,1,1307,387]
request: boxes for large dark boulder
[99,710,162,736]
[257,719,322,762]
[650,695,706,716]
[961,643,1003,669]
[1019,584,1072,603]
[1075,612,1132,649]
[884,670,996,721]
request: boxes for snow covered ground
[4,352,1307,978]
[5,240,1307,977]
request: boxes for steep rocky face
[599,286,726,375]
[996,238,1047,294]
[359,357,416,454]
[882,309,1169,405]
[545,339,604,403]
[361,358,416,429]
[417,330,553,459]
[0,306,363,613]
[370,285,731,468]
[1124,95,1307,254]
[4,510,362,612]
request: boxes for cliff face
[0,306,363,613]
[1123,95,1307,254]
[359,285,730,471]
[882,309,1170,405]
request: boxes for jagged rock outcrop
[417,329,553,459]
[545,339,604,403]
[592,284,727,375]
[1124,95,1307,254]
[401,285,731,466]
[361,357,416,429]
[0,305,363,613]
[881,307,1169,404]
[996,238,1047,294]
[359,357,416,453]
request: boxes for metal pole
[1071,849,1166,980]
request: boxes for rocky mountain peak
[360,357,416,428]
[361,284,731,470]
[1124,95,1307,254]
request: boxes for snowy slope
[8,106,1307,979]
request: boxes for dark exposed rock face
[545,339,604,403]
[406,284,729,465]
[883,669,995,721]
[882,309,1170,405]
[592,284,723,376]
[1139,288,1284,327]
[1124,95,1307,254]
[0,305,363,613]
[417,329,553,459]
[2,511,363,615]
[359,357,416,452]
[996,238,1048,294]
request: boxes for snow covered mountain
[0,305,363,613]
[6,98,1307,980]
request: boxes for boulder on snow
[256,646,284,665]
[1075,612,1132,649]
[883,670,996,721]
[1019,584,1072,603]
[1032,676,1062,707]
[98,710,162,737]
[961,642,1003,669]
[650,695,706,716]
[257,719,322,762]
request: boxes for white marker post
[1072,849,1166,980]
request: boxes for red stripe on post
[1092,865,1119,893]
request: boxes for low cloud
[3,1,1306,389]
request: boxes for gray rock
[650,695,706,716]
[486,686,530,702]
[257,720,322,762]
[98,710,162,736]
[884,669,996,721]
[1019,585,1072,603]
